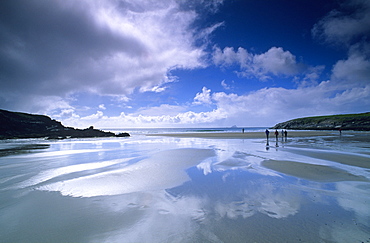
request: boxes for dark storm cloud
[0,0,150,97]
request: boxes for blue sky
[1,0,369,128]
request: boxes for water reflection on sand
[0,134,369,242]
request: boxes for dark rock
[0,109,130,139]
[116,132,130,137]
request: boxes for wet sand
[147,130,370,183]
[261,159,369,182]
[1,133,370,242]
[146,130,337,139]
[284,147,370,169]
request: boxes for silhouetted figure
[339,128,342,136]
[275,130,279,140]
[242,128,244,133]
[265,129,270,140]
[284,130,288,137]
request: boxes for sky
[1,0,369,128]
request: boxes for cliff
[272,112,370,131]
[0,109,129,139]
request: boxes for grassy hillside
[272,112,370,130]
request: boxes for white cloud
[57,109,80,120]
[331,52,370,86]
[136,104,187,116]
[221,80,232,90]
[82,111,106,120]
[212,46,252,67]
[311,0,370,90]
[296,65,325,87]
[212,46,302,80]
[0,0,221,113]
[61,106,228,129]
[193,87,213,105]
[60,79,370,129]
[253,47,301,77]
[3,0,368,127]
[312,0,370,46]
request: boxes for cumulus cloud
[193,87,212,105]
[0,0,220,113]
[62,104,228,129]
[331,51,370,86]
[212,46,303,80]
[1,0,368,128]
[213,46,252,68]
[61,79,370,129]
[310,0,370,110]
[254,47,302,76]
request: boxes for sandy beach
[147,130,340,138]
[1,131,370,242]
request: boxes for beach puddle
[37,148,215,197]
[0,143,50,157]
[1,136,370,242]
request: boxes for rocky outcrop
[0,109,130,139]
[272,112,370,131]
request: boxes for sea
[0,128,369,242]
[107,126,267,135]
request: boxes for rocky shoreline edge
[0,109,129,139]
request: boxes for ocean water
[107,127,267,135]
[0,129,369,242]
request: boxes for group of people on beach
[265,129,287,140]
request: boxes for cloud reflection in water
[1,136,370,242]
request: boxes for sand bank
[284,148,370,169]
[262,160,369,182]
[146,130,337,139]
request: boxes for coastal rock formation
[272,112,370,131]
[0,109,130,139]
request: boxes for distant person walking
[284,130,288,138]
[275,130,279,140]
[265,129,270,140]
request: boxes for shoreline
[146,130,342,139]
